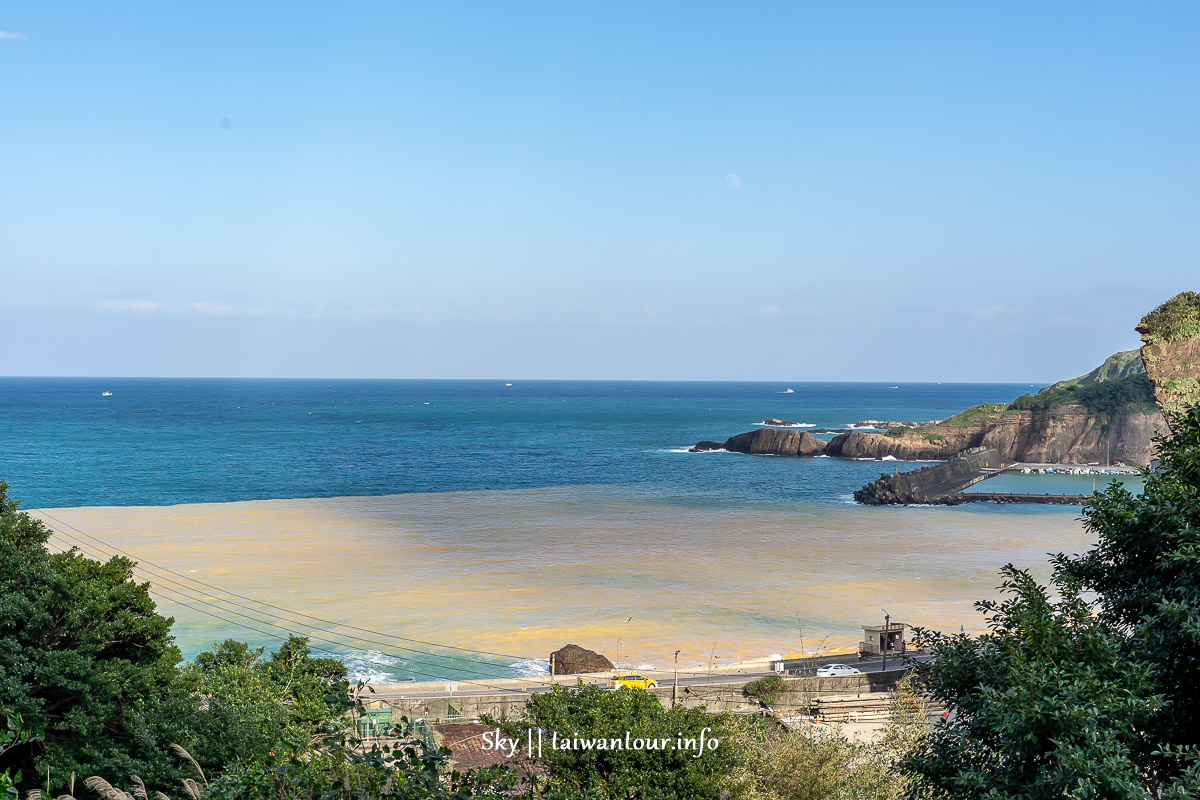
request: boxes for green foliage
[727,721,895,800]
[903,406,1200,798]
[887,404,1006,438]
[0,481,200,792]
[728,679,927,800]
[183,637,350,771]
[1042,348,1145,391]
[1138,290,1200,344]
[903,567,1170,799]
[1008,372,1158,415]
[487,682,737,799]
[202,722,518,800]
[743,675,786,707]
[1054,403,1200,787]
[0,716,41,799]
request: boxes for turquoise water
[1,378,1049,509]
[962,471,1146,496]
[7,378,1102,682]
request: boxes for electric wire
[48,524,530,675]
[41,524,551,696]
[34,508,535,661]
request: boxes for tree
[903,406,1200,798]
[0,481,199,791]
[1056,404,1200,772]
[183,636,351,770]
[487,683,737,799]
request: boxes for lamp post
[881,609,890,672]
[673,650,680,706]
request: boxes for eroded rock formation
[550,644,614,675]
[1137,291,1200,426]
[692,428,827,456]
[693,347,1171,466]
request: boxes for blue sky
[1,2,1197,380]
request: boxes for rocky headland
[693,292,1200,468]
[693,349,1169,466]
[1137,291,1200,425]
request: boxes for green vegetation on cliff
[1137,290,1200,345]
[1008,372,1158,416]
[885,351,1157,440]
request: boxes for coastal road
[369,655,932,700]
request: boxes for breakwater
[854,448,1001,505]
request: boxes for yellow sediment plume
[33,486,1092,667]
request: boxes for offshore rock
[550,644,614,675]
[721,428,827,457]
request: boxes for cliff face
[695,346,1170,465]
[827,406,1165,465]
[1137,291,1200,426]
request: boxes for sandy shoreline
[32,486,1092,675]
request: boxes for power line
[40,524,548,696]
[48,525,524,674]
[34,508,533,661]
[54,534,538,696]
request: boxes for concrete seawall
[362,669,910,722]
[854,447,1000,505]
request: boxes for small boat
[101,391,113,397]
[505,383,512,386]
[782,388,794,394]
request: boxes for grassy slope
[886,351,1157,441]
[1137,291,1200,345]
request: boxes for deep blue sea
[7,378,1116,681]
[0,378,1050,509]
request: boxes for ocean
[1,378,1116,682]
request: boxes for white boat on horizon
[781,388,794,394]
[101,391,113,397]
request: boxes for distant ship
[101,391,113,397]
[781,388,794,394]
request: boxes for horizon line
[0,374,1054,385]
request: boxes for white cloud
[0,31,25,41]
[968,304,1016,322]
[187,301,235,316]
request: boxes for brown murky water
[34,487,1092,674]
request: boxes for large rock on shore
[700,428,827,457]
[550,644,614,675]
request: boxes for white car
[815,663,862,677]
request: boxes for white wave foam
[662,447,728,454]
[880,455,897,461]
[338,650,406,683]
[508,658,550,677]
[752,422,816,428]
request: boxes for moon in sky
[724,173,741,189]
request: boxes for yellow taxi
[610,673,658,690]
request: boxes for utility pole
[673,650,680,706]
[881,609,890,673]
[549,653,555,684]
